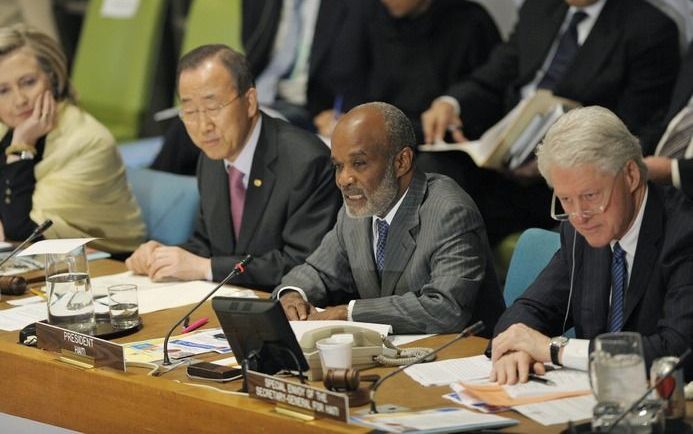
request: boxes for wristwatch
[550,336,569,366]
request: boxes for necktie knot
[613,242,625,262]
[375,219,389,273]
[570,11,588,28]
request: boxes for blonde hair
[0,24,76,102]
[536,106,646,187]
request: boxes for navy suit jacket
[493,184,693,379]
[181,114,341,291]
[447,0,680,140]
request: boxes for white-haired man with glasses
[488,106,693,383]
[126,45,340,291]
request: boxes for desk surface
[0,259,690,433]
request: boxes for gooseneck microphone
[162,255,252,366]
[369,320,485,413]
[0,219,53,296]
[603,348,691,434]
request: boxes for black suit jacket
[447,0,680,140]
[181,114,341,291]
[242,0,368,116]
[493,184,693,379]
[641,41,693,155]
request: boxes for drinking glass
[46,245,95,334]
[590,332,648,432]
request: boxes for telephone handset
[299,325,433,381]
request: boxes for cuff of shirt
[435,95,461,116]
[276,286,308,301]
[347,300,356,321]
[672,159,682,189]
[205,263,213,281]
[561,338,589,371]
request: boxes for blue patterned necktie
[538,11,588,90]
[375,219,389,273]
[608,243,627,332]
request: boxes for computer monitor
[212,296,309,375]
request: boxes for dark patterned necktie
[538,11,588,90]
[608,243,627,332]
[375,219,389,273]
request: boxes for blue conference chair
[126,168,199,245]
[503,228,560,306]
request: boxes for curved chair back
[503,228,560,306]
[181,0,243,56]
[71,0,167,141]
[126,168,199,245]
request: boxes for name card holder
[246,370,349,423]
[36,322,126,372]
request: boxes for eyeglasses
[550,171,620,221]
[178,93,241,124]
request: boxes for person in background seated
[314,0,501,141]
[644,40,693,198]
[274,102,505,335]
[418,0,680,246]
[126,45,340,291]
[490,106,693,384]
[0,24,144,253]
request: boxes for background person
[0,24,144,253]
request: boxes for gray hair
[0,24,75,102]
[536,106,646,187]
[353,101,416,159]
[177,44,255,95]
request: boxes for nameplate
[246,370,349,422]
[36,322,126,372]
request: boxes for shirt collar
[611,185,648,259]
[372,188,409,228]
[224,115,263,182]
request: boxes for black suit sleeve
[210,151,340,291]
[493,223,576,338]
[678,159,693,199]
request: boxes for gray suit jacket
[274,171,505,335]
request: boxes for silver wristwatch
[550,336,569,366]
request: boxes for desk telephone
[299,325,434,381]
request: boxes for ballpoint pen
[182,317,209,334]
[528,374,556,386]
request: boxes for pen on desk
[182,317,208,334]
[29,288,47,300]
[528,374,556,386]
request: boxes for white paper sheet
[17,238,95,256]
[513,394,596,425]
[504,369,590,398]
[404,355,493,386]
[0,303,47,331]
[388,334,435,347]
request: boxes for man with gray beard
[273,102,504,335]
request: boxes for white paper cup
[316,336,353,375]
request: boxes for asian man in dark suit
[273,102,505,335]
[418,0,680,245]
[489,106,693,384]
[126,45,340,291]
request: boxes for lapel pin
[253,179,262,187]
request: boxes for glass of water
[108,284,139,329]
[590,332,648,432]
[46,245,95,334]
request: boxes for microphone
[602,348,691,434]
[161,255,252,366]
[369,320,485,413]
[0,219,53,270]
[0,220,53,296]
